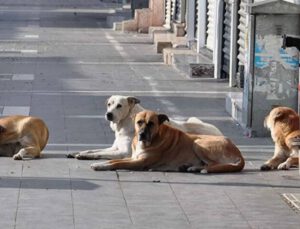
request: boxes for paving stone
[0,2,299,229]
[2,106,30,116]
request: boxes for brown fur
[91,111,244,173]
[0,115,49,160]
[261,106,300,170]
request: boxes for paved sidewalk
[0,1,300,229]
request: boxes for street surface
[0,1,299,228]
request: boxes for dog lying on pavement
[90,110,244,173]
[0,115,49,160]
[261,106,300,170]
[67,95,223,160]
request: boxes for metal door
[237,0,247,69]
[221,0,232,77]
[165,0,172,28]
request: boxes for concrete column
[229,0,239,87]
[213,0,224,79]
[197,0,207,52]
[242,17,255,132]
[179,0,187,23]
[242,1,255,130]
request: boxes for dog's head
[134,110,169,147]
[105,95,140,123]
[0,125,6,142]
[264,106,299,132]
[0,125,5,134]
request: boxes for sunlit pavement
[0,1,299,228]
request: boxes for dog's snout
[139,132,146,141]
[106,112,113,121]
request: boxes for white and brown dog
[67,95,223,160]
[0,115,49,160]
[261,106,300,170]
[91,110,244,173]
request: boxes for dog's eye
[116,104,122,109]
[147,121,154,127]
[137,120,143,126]
[107,103,111,107]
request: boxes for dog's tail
[186,117,223,136]
[205,157,245,173]
[186,117,203,124]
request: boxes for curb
[282,193,300,212]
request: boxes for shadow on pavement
[0,176,99,190]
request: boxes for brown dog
[0,115,49,160]
[261,106,300,170]
[91,110,244,173]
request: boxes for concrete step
[107,15,127,28]
[149,26,169,41]
[163,47,193,65]
[226,91,245,127]
[153,32,187,53]
[168,48,214,78]
[113,22,123,31]
[122,19,137,32]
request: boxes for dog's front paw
[260,164,272,171]
[278,162,290,170]
[75,152,92,160]
[187,166,201,173]
[91,162,111,171]
[13,154,23,160]
[75,154,88,160]
[75,151,98,160]
[66,152,78,158]
[200,169,208,174]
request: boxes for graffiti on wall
[254,35,299,100]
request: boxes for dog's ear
[127,97,140,106]
[274,111,284,122]
[288,113,300,127]
[157,114,169,125]
[0,125,6,134]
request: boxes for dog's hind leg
[13,146,41,160]
[204,159,245,173]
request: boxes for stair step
[226,92,245,127]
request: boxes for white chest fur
[132,142,146,160]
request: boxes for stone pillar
[149,0,165,26]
